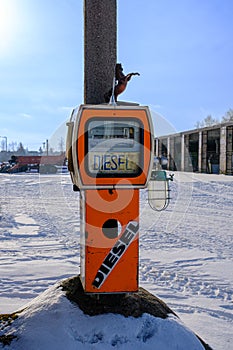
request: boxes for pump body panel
[80,189,139,293]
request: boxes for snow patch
[4,284,205,350]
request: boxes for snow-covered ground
[0,281,206,350]
[0,172,232,349]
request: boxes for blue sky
[0,0,233,151]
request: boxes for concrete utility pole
[84,0,117,104]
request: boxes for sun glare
[0,0,20,56]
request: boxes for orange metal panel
[81,189,139,293]
[74,107,153,188]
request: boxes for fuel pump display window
[85,118,144,177]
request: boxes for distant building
[155,122,233,175]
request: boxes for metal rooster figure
[104,63,140,103]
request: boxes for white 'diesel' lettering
[92,221,139,289]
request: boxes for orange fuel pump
[67,104,154,293]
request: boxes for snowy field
[0,172,232,349]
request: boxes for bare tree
[0,139,5,151]
[17,142,26,155]
[203,115,219,126]
[194,121,204,129]
[195,115,219,128]
[221,108,233,123]
[58,137,64,154]
[8,142,15,152]
[196,109,233,129]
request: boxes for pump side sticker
[92,221,139,289]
